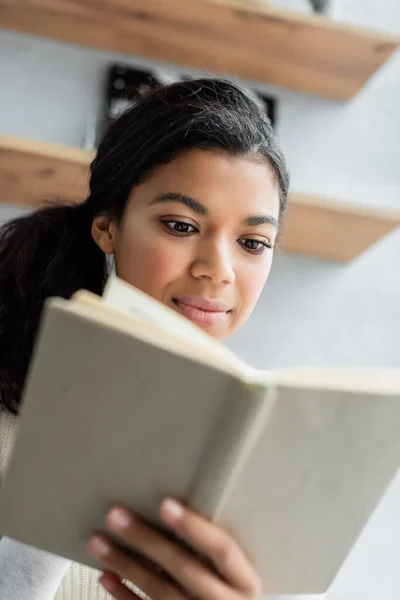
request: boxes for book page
[272,366,400,395]
[219,376,400,594]
[103,275,213,344]
[0,306,268,584]
[101,276,265,380]
[72,277,269,385]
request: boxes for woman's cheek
[117,235,187,300]
[143,246,181,297]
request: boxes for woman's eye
[239,238,273,254]
[162,220,198,235]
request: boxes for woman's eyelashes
[160,219,273,254]
[238,238,273,254]
[161,219,198,236]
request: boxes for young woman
[0,78,291,600]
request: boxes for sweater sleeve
[0,537,70,600]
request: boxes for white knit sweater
[0,409,112,600]
[0,409,324,600]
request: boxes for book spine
[187,378,277,521]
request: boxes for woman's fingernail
[88,535,110,557]
[108,507,131,530]
[161,498,184,523]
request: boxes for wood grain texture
[0,136,93,207]
[283,194,400,262]
[1,0,398,100]
[1,136,399,262]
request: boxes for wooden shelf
[0,136,93,207]
[283,193,400,261]
[1,136,400,262]
[1,0,399,100]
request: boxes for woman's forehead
[128,148,280,220]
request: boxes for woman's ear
[91,216,117,255]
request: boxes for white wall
[0,1,399,598]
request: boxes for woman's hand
[87,498,262,600]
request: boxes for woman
[0,78,290,600]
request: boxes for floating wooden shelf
[0,136,93,207]
[282,193,400,261]
[1,0,399,100]
[1,135,399,262]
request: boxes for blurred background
[0,0,399,598]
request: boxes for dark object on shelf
[106,65,160,123]
[100,64,277,143]
[259,94,276,129]
[97,65,160,143]
[308,0,331,14]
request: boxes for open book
[0,275,399,595]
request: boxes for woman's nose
[190,240,235,285]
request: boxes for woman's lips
[173,297,231,326]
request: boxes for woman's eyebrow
[149,193,279,228]
[149,193,209,216]
[244,214,279,228]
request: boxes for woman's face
[93,149,280,340]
